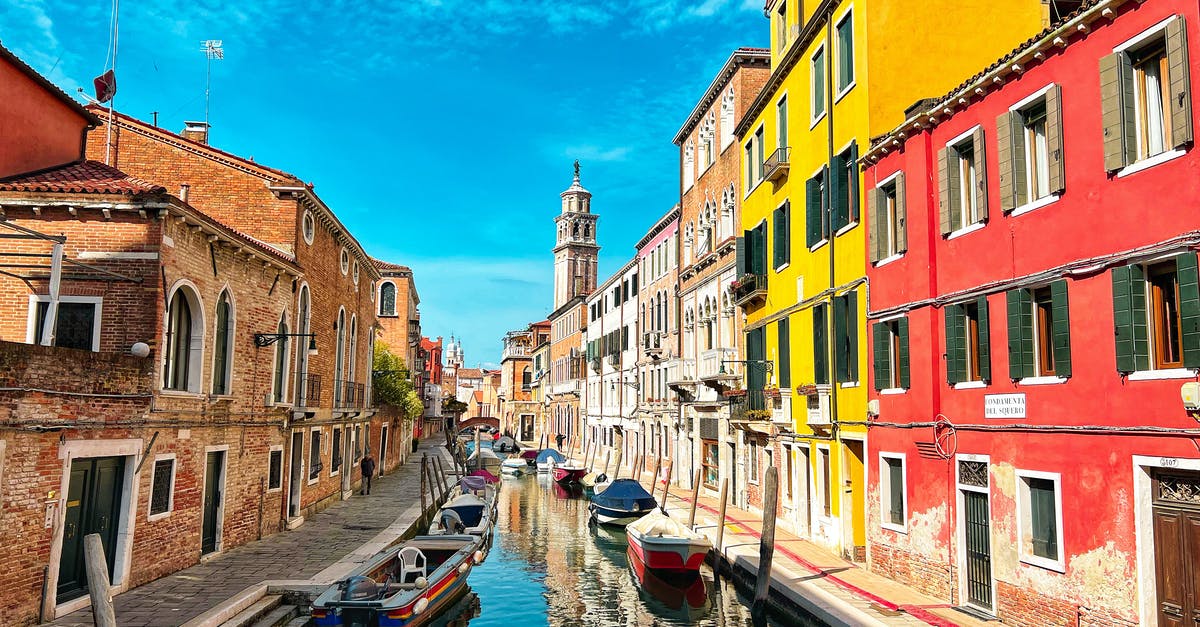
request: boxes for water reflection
[438,472,824,626]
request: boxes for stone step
[283,616,312,627]
[250,603,300,627]
[219,594,282,627]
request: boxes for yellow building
[733,0,1055,560]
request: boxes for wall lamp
[609,377,640,392]
[255,332,318,356]
[718,359,774,375]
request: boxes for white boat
[466,448,502,473]
[626,509,712,574]
[427,493,493,540]
[535,449,565,474]
[500,457,527,476]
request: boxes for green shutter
[1045,84,1066,194]
[1178,252,1200,368]
[754,222,768,275]
[834,295,849,382]
[1112,264,1149,373]
[996,110,1015,213]
[814,304,829,385]
[848,141,860,224]
[1010,111,1029,208]
[938,146,953,235]
[1100,52,1136,171]
[1050,280,1072,378]
[1007,289,1034,380]
[778,317,791,388]
[806,174,821,248]
[847,291,859,382]
[898,316,911,389]
[773,206,786,269]
[830,151,846,231]
[867,186,881,262]
[945,304,963,385]
[783,201,791,266]
[972,128,989,221]
[1167,18,1193,148]
[895,173,908,253]
[977,296,992,383]
[736,234,748,276]
[872,322,888,391]
[821,165,832,241]
[747,327,766,391]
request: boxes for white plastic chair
[396,547,426,583]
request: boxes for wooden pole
[649,456,661,491]
[714,477,730,569]
[420,454,428,514]
[433,457,450,500]
[688,468,702,528]
[474,430,481,471]
[601,450,612,477]
[753,466,779,616]
[659,461,673,510]
[84,534,117,627]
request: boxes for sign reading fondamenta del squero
[984,393,1026,418]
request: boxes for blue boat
[588,479,658,526]
[534,448,566,473]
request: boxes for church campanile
[552,161,599,309]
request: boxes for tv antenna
[200,40,224,134]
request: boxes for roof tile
[0,160,165,195]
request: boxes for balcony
[295,372,322,408]
[501,345,529,360]
[643,332,662,359]
[335,380,365,409]
[728,389,770,421]
[549,380,583,396]
[699,348,739,392]
[732,273,767,307]
[763,147,790,183]
[665,359,697,401]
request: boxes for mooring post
[659,461,674,510]
[714,477,730,569]
[649,456,661,491]
[688,468,702,528]
[601,450,612,476]
[84,534,117,627]
[753,466,779,616]
[433,457,448,502]
[420,454,428,514]
[474,430,481,470]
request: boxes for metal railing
[763,146,790,182]
[732,273,767,305]
[700,348,739,379]
[335,380,365,409]
[729,389,769,420]
[295,372,322,407]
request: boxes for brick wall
[868,541,955,601]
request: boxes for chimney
[179,184,190,203]
[181,121,210,144]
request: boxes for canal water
[435,472,827,626]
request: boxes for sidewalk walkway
[640,472,990,627]
[50,441,454,627]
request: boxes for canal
[435,472,827,626]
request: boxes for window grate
[959,460,988,488]
[150,459,173,515]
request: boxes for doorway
[57,456,125,602]
[288,431,303,518]
[201,450,226,555]
[1152,470,1200,626]
[520,414,534,441]
[797,446,812,536]
[380,425,389,476]
[957,457,994,613]
[843,439,866,561]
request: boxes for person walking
[360,452,376,495]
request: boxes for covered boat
[310,535,483,627]
[519,449,540,465]
[467,469,499,484]
[466,448,502,473]
[588,479,657,526]
[626,509,711,573]
[500,457,527,476]
[535,448,566,473]
[552,459,587,485]
[428,493,492,538]
[493,435,519,453]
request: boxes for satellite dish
[93,69,116,103]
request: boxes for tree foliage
[373,342,424,419]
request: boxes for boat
[467,469,499,484]
[500,457,527,476]
[466,448,502,473]
[552,459,587,484]
[535,448,566,473]
[628,545,711,619]
[519,449,540,466]
[625,509,712,574]
[493,435,520,453]
[428,493,493,539]
[310,534,483,627]
[588,479,658,526]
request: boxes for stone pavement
[50,441,454,627]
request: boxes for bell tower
[553,161,599,309]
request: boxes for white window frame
[834,7,856,101]
[340,248,350,275]
[26,295,103,352]
[302,211,315,245]
[776,91,789,154]
[945,125,984,235]
[815,444,832,521]
[748,439,760,485]
[874,170,903,261]
[810,43,828,127]
[267,445,284,493]
[879,452,907,533]
[1113,16,1187,176]
[1007,84,1061,215]
[147,453,177,521]
[1015,468,1065,572]
[209,288,236,398]
[161,281,206,395]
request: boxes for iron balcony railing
[295,372,322,407]
[732,273,767,306]
[729,389,769,421]
[335,380,365,409]
[763,146,790,182]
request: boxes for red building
[863,1,1200,624]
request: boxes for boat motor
[339,576,380,601]
[438,509,467,534]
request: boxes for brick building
[499,322,549,442]
[545,297,587,452]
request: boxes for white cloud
[564,145,630,162]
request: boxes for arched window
[296,285,312,405]
[721,184,735,237]
[349,315,358,383]
[212,290,233,395]
[379,282,397,317]
[700,113,716,169]
[720,88,736,149]
[683,222,694,265]
[273,315,289,403]
[334,309,347,403]
[683,141,695,190]
[164,286,203,392]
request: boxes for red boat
[552,461,587,484]
[628,545,710,617]
[626,509,711,573]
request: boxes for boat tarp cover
[590,479,657,512]
[443,493,486,527]
[468,448,501,462]
[520,450,540,460]
[627,509,708,542]
[494,436,517,450]
[461,475,488,492]
[468,469,499,483]
[536,449,566,463]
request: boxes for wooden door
[289,432,303,518]
[56,456,124,602]
[201,451,224,554]
[1153,471,1200,626]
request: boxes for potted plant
[796,383,819,396]
[722,388,747,398]
[762,386,781,399]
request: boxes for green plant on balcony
[746,409,773,420]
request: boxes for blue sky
[1,0,766,367]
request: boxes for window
[701,114,715,170]
[869,174,906,262]
[379,282,396,317]
[811,45,826,122]
[331,427,343,474]
[872,316,910,391]
[1017,471,1063,570]
[31,298,100,351]
[946,298,992,385]
[340,249,350,275]
[1103,20,1191,171]
[738,221,768,278]
[755,126,765,182]
[302,212,315,244]
[813,302,829,385]
[268,448,282,491]
[1007,281,1071,380]
[334,309,346,402]
[212,291,233,396]
[309,429,322,481]
[775,0,787,51]
[354,425,362,460]
[164,287,201,392]
[831,142,859,232]
[835,11,854,93]
[272,317,289,403]
[748,440,760,485]
[684,141,695,190]
[1112,253,1200,372]
[353,261,360,286]
[776,95,788,153]
[805,167,829,248]
[834,291,858,383]
[149,457,176,518]
[702,440,719,488]
[720,89,736,149]
[939,130,987,235]
[777,317,791,388]
[998,86,1063,212]
[880,454,906,531]
[818,447,831,517]
[772,201,790,269]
